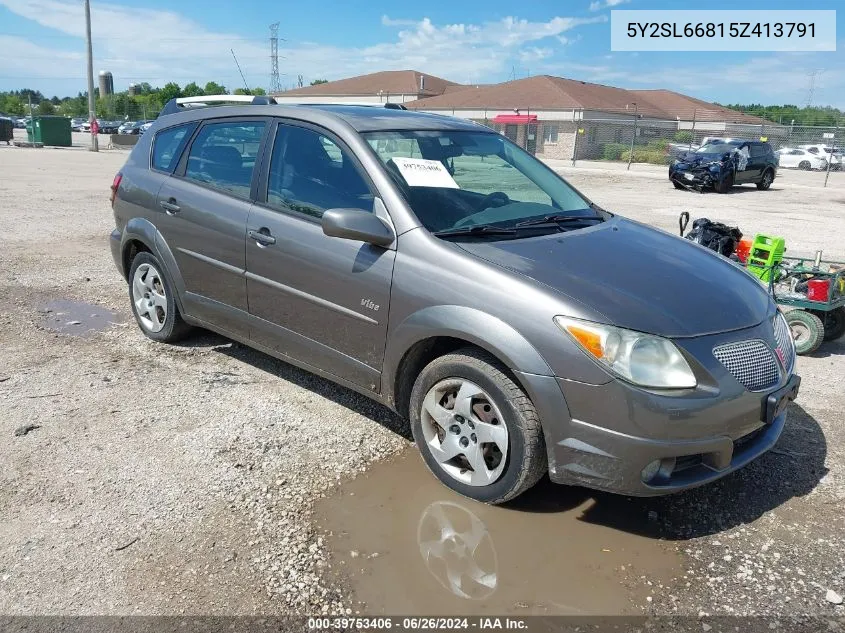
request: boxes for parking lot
[0,142,843,617]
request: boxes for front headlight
[554,316,697,389]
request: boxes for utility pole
[269,23,282,94]
[627,102,638,171]
[84,0,98,151]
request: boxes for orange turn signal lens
[563,324,604,359]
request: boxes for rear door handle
[159,199,180,214]
[248,229,276,246]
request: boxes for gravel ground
[0,142,843,617]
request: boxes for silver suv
[109,96,800,504]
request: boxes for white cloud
[590,0,629,12]
[518,47,554,63]
[0,0,606,92]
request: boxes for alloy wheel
[132,262,167,332]
[420,379,509,487]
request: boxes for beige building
[273,71,769,160]
[272,70,469,105]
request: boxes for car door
[245,120,396,390]
[155,117,269,338]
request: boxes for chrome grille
[773,313,795,373]
[713,340,780,392]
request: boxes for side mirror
[322,207,395,247]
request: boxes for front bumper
[516,321,801,497]
[670,168,714,189]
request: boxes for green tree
[203,81,227,95]
[159,82,182,104]
[36,100,55,115]
[182,82,204,97]
[2,95,25,116]
[310,79,328,85]
[233,87,267,96]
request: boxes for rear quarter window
[151,123,197,173]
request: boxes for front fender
[121,217,187,315]
[383,305,554,403]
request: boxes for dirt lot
[0,143,843,618]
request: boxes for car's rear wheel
[409,348,547,504]
[128,251,190,343]
[799,160,811,170]
[786,309,824,355]
[714,171,733,194]
[756,169,774,190]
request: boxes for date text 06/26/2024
[610,9,836,52]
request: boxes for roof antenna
[231,49,250,92]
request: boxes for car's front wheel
[714,171,734,193]
[128,251,191,343]
[409,348,547,504]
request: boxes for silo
[98,70,114,96]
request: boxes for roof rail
[292,102,408,110]
[160,96,409,117]
[160,94,277,116]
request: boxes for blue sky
[0,0,842,107]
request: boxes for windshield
[696,142,740,154]
[362,130,597,234]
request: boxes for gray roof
[158,103,485,133]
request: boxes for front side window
[184,121,265,198]
[267,123,374,219]
[152,123,196,173]
[364,130,596,234]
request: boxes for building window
[587,127,598,145]
[543,124,559,145]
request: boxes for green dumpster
[26,116,72,147]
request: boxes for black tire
[810,307,845,341]
[714,171,733,193]
[798,161,811,171]
[756,168,774,190]
[672,180,686,190]
[127,251,191,343]
[409,347,547,505]
[786,310,824,355]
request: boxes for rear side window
[750,144,765,158]
[184,121,266,199]
[151,123,196,173]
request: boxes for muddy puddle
[316,451,682,615]
[41,299,124,337]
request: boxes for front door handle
[159,199,180,214]
[248,228,276,246]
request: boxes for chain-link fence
[476,116,842,187]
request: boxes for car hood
[675,151,725,166]
[455,217,772,338]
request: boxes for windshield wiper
[515,214,602,228]
[432,224,517,238]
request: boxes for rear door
[245,119,396,390]
[155,117,269,337]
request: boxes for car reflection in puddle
[417,500,497,601]
[316,451,681,615]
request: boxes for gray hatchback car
[110,96,800,504]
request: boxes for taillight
[110,173,122,207]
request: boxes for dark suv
[669,139,777,193]
[109,96,799,504]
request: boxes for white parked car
[776,148,828,170]
[799,144,842,170]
